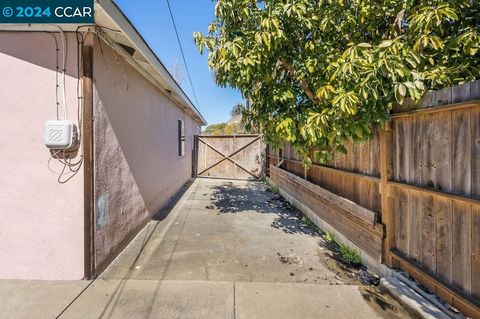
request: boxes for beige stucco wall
[92,38,201,268]
[0,32,84,280]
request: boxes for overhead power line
[165,0,201,111]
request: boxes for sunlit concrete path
[2,178,411,319]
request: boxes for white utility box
[44,120,76,149]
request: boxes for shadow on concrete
[208,181,320,237]
[89,180,196,319]
[208,181,275,213]
[152,180,194,222]
[359,286,409,319]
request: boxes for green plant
[339,244,361,266]
[195,0,479,162]
[323,230,335,244]
[203,122,243,135]
[269,184,279,194]
[301,216,314,227]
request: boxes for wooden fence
[195,134,265,180]
[268,80,480,318]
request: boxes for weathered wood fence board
[278,159,381,214]
[195,134,265,180]
[270,165,383,260]
[268,80,480,318]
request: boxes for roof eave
[96,0,207,125]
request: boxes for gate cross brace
[197,136,261,179]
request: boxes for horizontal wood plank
[267,155,380,183]
[391,249,480,319]
[387,181,480,207]
[270,165,383,260]
[391,100,480,119]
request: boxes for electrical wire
[50,26,129,184]
[165,0,201,110]
[75,30,85,150]
[46,149,81,182]
[46,32,61,120]
[46,28,88,183]
[53,25,68,120]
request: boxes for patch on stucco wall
[96,192,109,229]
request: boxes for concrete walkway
[1,178,412,319]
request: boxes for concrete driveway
[2,178,411,319]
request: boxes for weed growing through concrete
[301,216,323,234]
[270,185,279,194]
[323,230,335,244]
[301,216,315,227]
[265,180,280,194]
[338,244,361,266]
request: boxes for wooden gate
[194,134,265,180]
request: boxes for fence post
[380,121,395,267]
[266,144,270,177]
[82,45,95,279]
[193,135,200,178]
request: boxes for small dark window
[178,119,185,157]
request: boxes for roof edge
[97,0,207,125]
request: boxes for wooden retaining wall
[270,165,384,260]
[268,80,480,318]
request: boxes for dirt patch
[318,245,411,318]
[318,246,360,285]
[277,253,303,266]
[360,286,413,319]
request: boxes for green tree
[231,103,246,117]
[204,123,229,135]
[194,0,479,163]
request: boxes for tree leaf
[357,43,372,48]
[378,40,393,48]
[414,81,425,91]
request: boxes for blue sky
[115,0,243,125]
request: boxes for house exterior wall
[92,38,201,269]
[0,32,84,280]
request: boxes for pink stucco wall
[92,38,201,268]
[0,32,84,280]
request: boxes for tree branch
[279,58,318,104]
